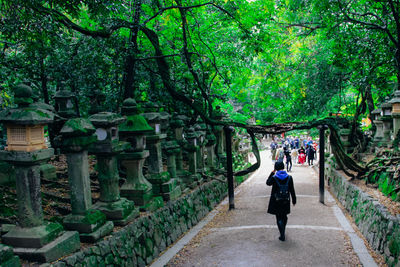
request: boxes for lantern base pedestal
[63,212,114,243]
[162,184,182,201]
[147,172,171,185]
[217,154,227,170]
[182,174,202,189]
[79,221,114,243]
[93,198,139,226]
[140,196,164,212]
[0,148,54,164]
[2,223,63,249]
[12,231,80,263]
[3,223,80,263]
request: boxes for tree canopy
[0,0,398,124]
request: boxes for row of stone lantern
[0,83,227,263]
[371,91,400,148]
[0,84,81,262]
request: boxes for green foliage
[0,0,397,127]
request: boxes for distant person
[307,145,316,165]
[275,145,285,162]
[298,146,306,165]
[313,142,318,160]
[283,146,292,172]
[291,148,298,164]
[294,137,300,149]
[270,141,278,162]
[266,161,297,241]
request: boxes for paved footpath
[151,150,378,267]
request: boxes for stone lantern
[389,90,400,139]
[183,127,202,188]
[170,113,186,177]
[140,102,172,196]
[205,127,217,172]
[380,98,393,142]
[88,90,106,115]
[89,112,139,225]
[53,87,79,152]
[162,138,182,200]
[194,123,207,174]
[119,99,163,211]
[54,87,78,119]
[60,118,113,242]
[30,93,56,181]
[212,106,227,169]
[371,108,384,144]
[0,84,80,262]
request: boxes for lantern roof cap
[30,102,56,112]
[381,101,392,109]
[89,112,125,127]
[158,111,170,120]
[0,106,54,125]
[388,90,400,104]
[54,89,74,99]
[142,101,160,112]
[119,114,154,133]
[371,108,382,114]
[60,118,96,137]
[142,112,161,123]
[170,115,185,128]
[14,83,34,105]
[121,98,139,115]
[163,140,180,150]
[185,127,199,139]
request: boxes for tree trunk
[40,57,49,104]
[123,0,142,99]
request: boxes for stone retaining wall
[44,179,227,267]
[326,160,400,267]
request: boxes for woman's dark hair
[274,161,285,170]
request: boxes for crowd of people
[269,136,318,172]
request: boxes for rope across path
[151,150,376,267]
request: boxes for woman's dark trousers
[286,158,292,172]
[276,213,288,241]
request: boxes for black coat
[307,147,315,160]
[266,172,296,215]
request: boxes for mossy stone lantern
[119,98,163,211]
[212,106,227,169]
[162,138,182,201]
[89,112,139,225]
[170,113,186,176]
[60,118,114,242]
[0,84,80,262]
[141,102,170,194]
[2,85,49,152]
[183,127,202,188]
[194,123,206,174]
[381,98,393,142]
[54,88,78,119]
[205,127,217,172]
[389,90,400,138]
[88,90,107,115]
[371,108,384,144]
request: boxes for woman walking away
[266,161,296,241]
[283,146,292,172]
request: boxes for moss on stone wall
[46,179,229,267]
[327,164,400,267]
